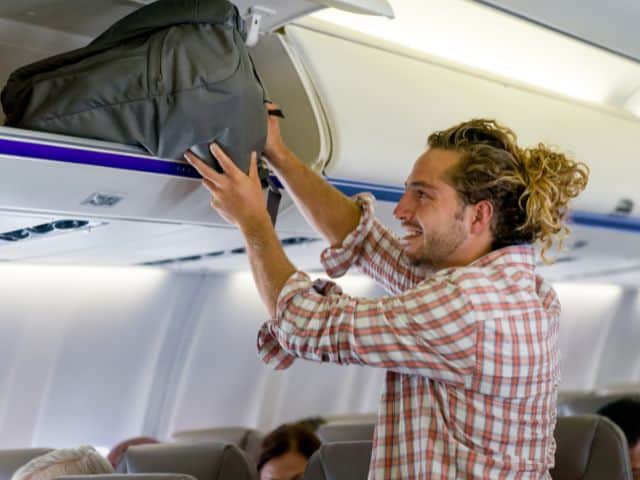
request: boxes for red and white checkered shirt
[257,194,559,479]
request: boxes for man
[598,398,640,479]
[185,110,589,478]
[12,446,114,480]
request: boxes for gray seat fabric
[0,448,52,480]
[123,442,257,480]
[304,441,372,480]
[306,416,633,479]
[57,476,195,480]
[171,428,262,463]
[558,393,640,416]
[551,414,632,480]
[316,424,375,443]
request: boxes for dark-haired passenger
[598,398,640,479]
[257,423,321,480]
[186,110,590,478]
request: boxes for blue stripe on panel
[570,210,640,233]
[0,137,200,178]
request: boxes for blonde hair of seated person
[11,446,114,480]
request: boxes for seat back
[0,448,52,480]
[304,441,372,480]
[558,394,640,417]
[171,428,262,463]
[551,414,632,480]
[57,475,195,480]
[123,443,256,480]
[316,424,375,443]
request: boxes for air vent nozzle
[0,219,103,245]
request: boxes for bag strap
[264,107,287,225]
[266,180,282,226]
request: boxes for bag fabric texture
[0,0,268,174]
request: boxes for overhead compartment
[0,0,394,230]
[284,20,640,219]
[0,0,392,266]
[0,33,327,232]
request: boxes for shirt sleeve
[320,193,430,295]
[256,270,477,387]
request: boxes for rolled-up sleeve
[320,194,376,278]
[320,193,429,294]
[257,270,478,387]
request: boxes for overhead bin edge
[311,0,395,19]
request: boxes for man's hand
[264,101,290,167]
[184,143,271,232]
[185,141,297,318]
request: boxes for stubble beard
[406,219,467,270]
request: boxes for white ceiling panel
[475,0,640,62]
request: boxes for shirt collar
[469,244,536,270]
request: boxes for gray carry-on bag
[1,0,268,177]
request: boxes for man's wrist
[266,144,294,171]
[239,212,275,243]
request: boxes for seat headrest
[558,394,640,417]
[171,428,262,462]
[304,441,372,480]
[124,442,256,480]
[316,424,375,443]
[0,448,52,480]
[551,414,633,480]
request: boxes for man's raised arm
[264,104,361,247]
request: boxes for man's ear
[469,200,494,235]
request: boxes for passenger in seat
[107,436,159,469]
[598,398,640,479]
[11,446,113,480]
[293,416,326,433]
[257,423,320,480]
[185,107,589,479]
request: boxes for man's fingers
[210,143,241,177]
[201,178,220,196]
[184,150,224,185]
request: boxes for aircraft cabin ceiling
[478,0,640,63]
[0,0,637,63]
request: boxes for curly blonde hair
[428,119,589,263]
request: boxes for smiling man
[185,110,589,479]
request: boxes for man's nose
[393,193,412,220]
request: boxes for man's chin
[404,248,430,268]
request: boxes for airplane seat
[57,475,195,480]
[304,441,372,480]
[0,448,52,480]
[557,393,640,417]
[316,423,375,443]
[122,442,257,480]
[550,414,632,479]
[171,427,262,463]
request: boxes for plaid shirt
[257,194,559,479]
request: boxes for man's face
[393,148,470,270]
